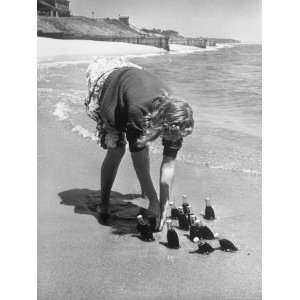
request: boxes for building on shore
[37,0,71,17]
[118,16,129,25]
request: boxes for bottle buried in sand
[190,237,215,255]
[169,201,179,220]
[196,241,215,255]
[196,220,216,240]
[136,215,155,241]
[218,238,238,252]
[177,207,190,231]
[166,219,180,249]
[204,197,216,220]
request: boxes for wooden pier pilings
[169,38,208,48]
[37,31,170,51]
[207,40,217,47]
[38,31,219,51]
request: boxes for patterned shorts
[85,57,143,150]
[97,123,126,150]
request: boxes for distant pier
[38,31,220,51]
[169,38,208,48]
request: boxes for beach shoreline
[37,37,234,62]
[38,38,261,299]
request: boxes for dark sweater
[99,67,182,156]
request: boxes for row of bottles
[165,195,217,249]
[169,195,216,230]
[171,195,215,220]
[136,195,238,252]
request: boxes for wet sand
[38,97,261,299]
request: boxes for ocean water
[38,43,261,175]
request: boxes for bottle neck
[182,196,188,206]
[167,222,173,230]
[205,199,211,207]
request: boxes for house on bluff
[37,0,71,17]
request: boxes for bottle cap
[195,219,202,226]
[205,197,211,206]
[169,201,174,206]
[193,237,200,243]
[166,219,173,229]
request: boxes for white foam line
[38,60,91,68]
[149,142,260,176]
[53,102,70,121]
[204,163,261,176]
[71,125,98,141]
[37,53,165,69]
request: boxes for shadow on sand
[58,189,153,235]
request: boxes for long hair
[137,92,194,146]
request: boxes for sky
[69,0,261,43]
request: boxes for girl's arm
[159,155,176,231]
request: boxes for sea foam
[53,102,70,121]
[71,125,98,141]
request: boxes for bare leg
[100,146,126,213]
[130,147,160,227]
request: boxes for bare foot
[96,204,110,224]
[95,203,109,214]
[148,201,160,230]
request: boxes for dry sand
[37,37,166,59]
[38,38,261,299]
[37,37,202,60]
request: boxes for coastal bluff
[38,16,142,37]
[37,16,170,50]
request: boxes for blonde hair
[138,92,194,146]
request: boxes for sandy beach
[37,37,207,61]
[38,38,261,299]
